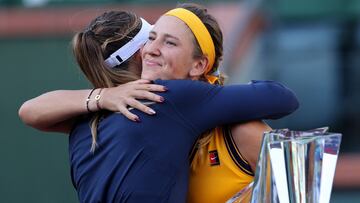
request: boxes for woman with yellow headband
[19,3,298,203]
[141,5,270,203]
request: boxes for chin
[141,72,159,81]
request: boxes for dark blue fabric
[69,79,299,203]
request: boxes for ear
[189,56,209,78]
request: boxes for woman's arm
[18,79,166,134]
[231,120,272,172]
[19,90,92,133]
[159,79,299,134]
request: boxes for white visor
[104,18,153,68]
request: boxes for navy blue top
[69,79,299,203]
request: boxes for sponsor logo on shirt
[209,150,220,166]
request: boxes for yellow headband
[165,8,218,84]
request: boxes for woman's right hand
[100,79,167,122]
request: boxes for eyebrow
[164,33,180,41]
[150,31,179,41]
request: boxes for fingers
[126,98,156,115]
[117,105,140,122]
[118,80,167,92]
[129,79,151,84]
[117,98,157,122]
[131,91,164,102]
[102,81,167,122]
[134,84,167,92]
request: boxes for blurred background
[1,0,359,202]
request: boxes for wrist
[86,88,97,113]
[95,88,104,110]
[98,87,111,111]
[86,88,104,113]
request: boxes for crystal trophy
[227,128,342,203]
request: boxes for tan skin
[232,121,271,171]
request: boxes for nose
[143,38,161,57]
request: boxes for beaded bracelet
[86,88,96,113]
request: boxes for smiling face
[141,15,206,81]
